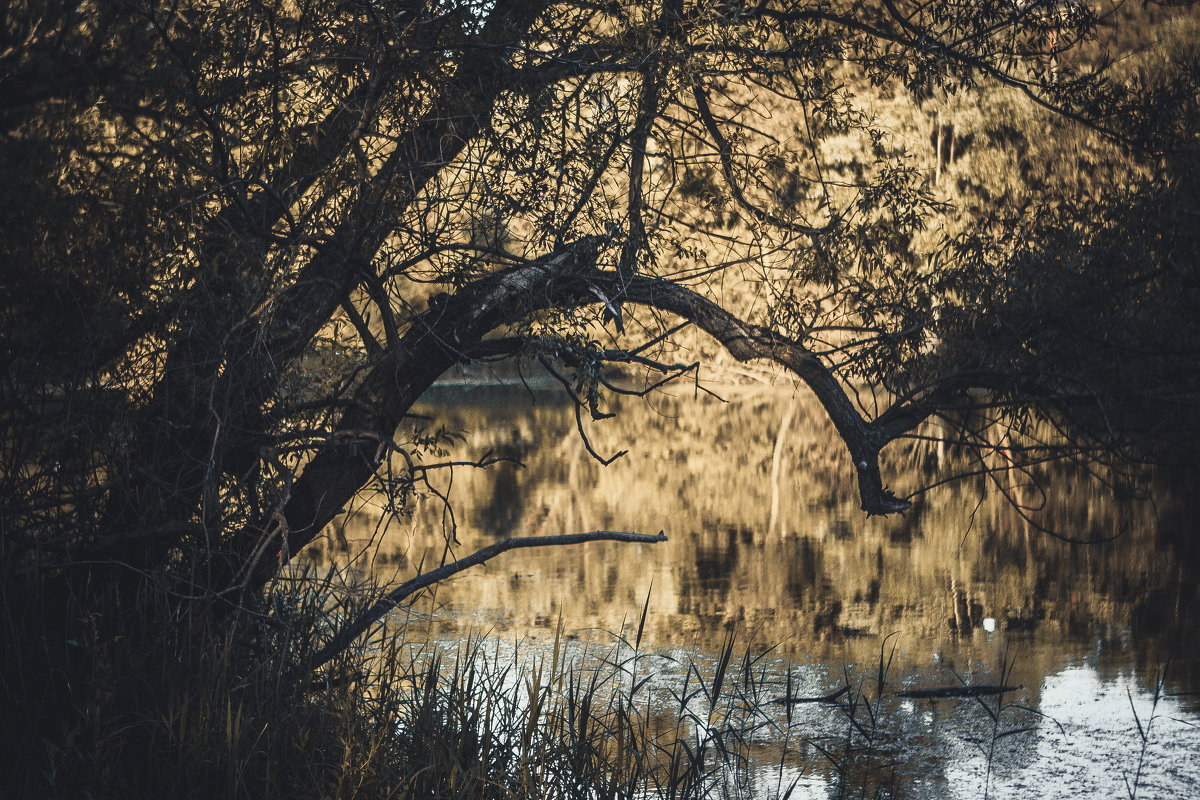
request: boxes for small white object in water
[983,617,996,633]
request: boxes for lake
[316,378,1200,798]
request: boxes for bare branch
[690,82,835,236]
[300,529,668,679]
[235,238,914,595]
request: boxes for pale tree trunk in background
[769,401,798,538]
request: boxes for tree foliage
[4,1,1200,795]
[2,0,1198,608]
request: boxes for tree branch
[232,237,912,596]
[299,530,667,680]
[103,1,552,579]
[690,82,834,236]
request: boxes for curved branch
[299,530,667,680]
[690,82,834,236]
[233,239,912,595]
[614,269,911,515]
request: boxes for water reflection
[317,381,1200,796]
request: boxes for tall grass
[1,567,777,799]
[12,565,1169,800]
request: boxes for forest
[2,0,1199,796]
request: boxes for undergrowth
[1,568,777,799]
[5,567,1138,800]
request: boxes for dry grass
[0,569,775,799]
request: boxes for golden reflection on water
[319,382,1200,707]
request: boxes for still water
[321,380,1200,798]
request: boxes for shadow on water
[316,379,1200,797]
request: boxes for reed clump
[1,569,770,800]
[14,565,1151,800]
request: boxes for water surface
[319,380,1200,797]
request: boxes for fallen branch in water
[894,684,1022,699]
[299,530,668,681]
[771,685,850,705]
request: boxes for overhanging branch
[297,530,667,681]
[235,239,914,595]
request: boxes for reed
[5,567,1175,799]
[2,568,768,799]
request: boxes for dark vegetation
[2,0,1199,796]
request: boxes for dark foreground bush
[15,564,1126,800]
[1,570,766,800]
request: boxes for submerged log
[771,685,851,705]
[894,684,1022,699]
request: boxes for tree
[2,0,1198,634]
[6,1,1200,796]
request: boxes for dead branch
[298,529,667,680]
[894,684,1023,699]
